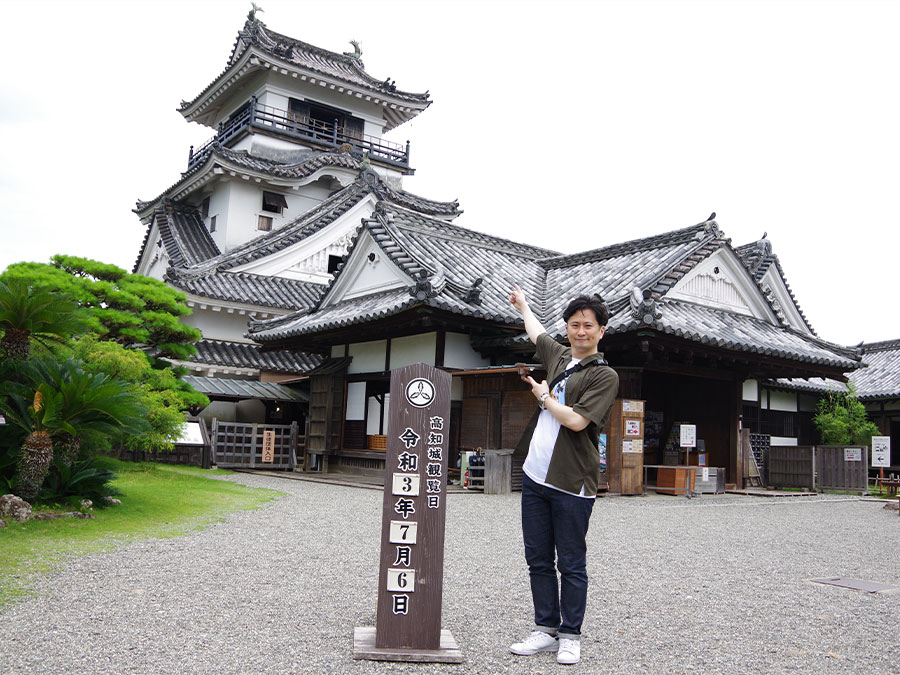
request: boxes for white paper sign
[871,436,891,467]
[623,439,642,453]
[844,447,862,462]
[680,424,697,448]
[622,400,644,413]
[624,419,641,436]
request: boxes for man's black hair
[563,294,609,326]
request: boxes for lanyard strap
[548,357,608,391]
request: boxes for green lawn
[0,460,283,607]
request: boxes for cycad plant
[45,358,149,466]
[0,358,147,501]
[0,384,67,502]
[0,279,85,360]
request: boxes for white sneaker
[557,637,581,664]
[509,630,559,655]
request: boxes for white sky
[1,0,898,347]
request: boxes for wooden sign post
[353,363,462,663]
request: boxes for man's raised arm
[508,284,545,345]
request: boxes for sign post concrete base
[352,627,463,663]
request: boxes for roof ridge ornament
[410,269,438,300]
[248,3,264,25]
[343,40,363,65]
[630,286,662,325]
[464,278,484,305]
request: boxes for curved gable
[667,247,778,323]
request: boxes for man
[507,284,619,665]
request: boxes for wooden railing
[188,97,410,171]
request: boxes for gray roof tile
[850,339,900,399]
[166,270,322,311]
[191,339,321,374]
[183,375,308,402]
[180,17,430,132]
[249,212,860,373]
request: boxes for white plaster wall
[346,381,366,420]
[183,307,256,342]
[768,390,798,413]
[742,379,758,402]
[366,395,384,435]
[204,188,227,250]
[770,436,799,446]
[143,235,169,281]
[348,340,387,374]
[265,72,384,123]
[444,333,490,369]
[451,377,464,402]
[390,334,436,369]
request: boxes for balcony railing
[187,97,411,173]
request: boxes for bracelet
[539,392,551,409]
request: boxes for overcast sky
[1,0,898,347]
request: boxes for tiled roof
[539,222,724,327]
[191,339,322,374]
[182,375,308,402]
[248,203,556,341]
[610,299,859,369]
[248,211,860,373]
[768,377,848,394]
[156,205,221,268]
[165,269,322,311]
[136,147,461,218]
[735,237,814,334]
[180,16,430,132]
[133,204,221,274]
[850,339,900,399]
[187,181,370,275]
[135,148,361,216]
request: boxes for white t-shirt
[523,357,592,498]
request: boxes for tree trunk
[57,433,81,468]
[0,328,30,361]
[15,430,54,503]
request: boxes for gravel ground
[1,473,898,674]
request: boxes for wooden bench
[875,478,900,498]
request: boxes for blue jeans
[521,473,595,638]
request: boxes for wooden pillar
[728,379,742,487]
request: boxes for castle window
[328,254,342,273]
[262,191,288,215]
[258,215,273,231]
[201,196,210,219]
[209,215,217,233]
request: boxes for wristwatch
[539,392,551,409]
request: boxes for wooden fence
[816,445,868,493]
[211,420,300,470]
[768,446,815,490]
[768,445,868,494]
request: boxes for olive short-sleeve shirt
[515,332,619,496]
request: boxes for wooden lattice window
[258,215,273,231]
[262,191,288,215]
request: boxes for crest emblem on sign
[405,378,435,408]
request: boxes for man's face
[565,309,605,357]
